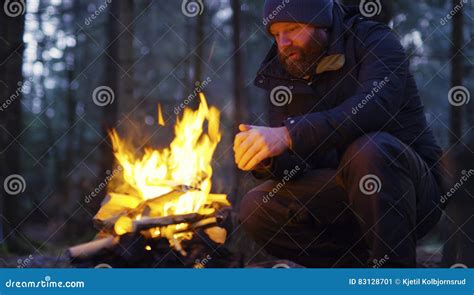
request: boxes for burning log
[94,189,230,236]
[93,190,186,232]
[93,192,143,231]
[69,206,232,259]
[95,191,228,228]
[132,212,215,232]
[67,209,232,261]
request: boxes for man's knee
[239,187,270,238]
[340,132,403,170]
[338,132,409,204]
[239,179,302,241]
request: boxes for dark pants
[239,132,443,268]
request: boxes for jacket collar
[256,3,361,80]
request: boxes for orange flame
[104,93,227,246]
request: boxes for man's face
[270,22,329,78]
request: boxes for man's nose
[277,34,292,48]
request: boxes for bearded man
[234,0,446,268]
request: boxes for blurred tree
[57,0,80,205]
[450,0,465,145]
[194,12,205,85]
[441,0,473,269]
[231,0,243,201]
[96,0,132,210]
[117,0,135,114]
[0,2,26,251]
[466,2,474,129]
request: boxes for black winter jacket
[252,4,443,186]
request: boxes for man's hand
[233,124,292,171]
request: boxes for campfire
[68,94,238,268]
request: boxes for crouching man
[234,0,445,267]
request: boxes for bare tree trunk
[194,13,204,86]
[183,17,193,95]
[117,0,135,116]
[231,0,243,202]
[57,0,79,202]
[0,4,26,248]
[441,0,471,269]
[96,0,135,210]
[97,1,121,210]
[449,0,464,146]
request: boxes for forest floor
[0,215,444,268]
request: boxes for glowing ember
[96,93,229,249]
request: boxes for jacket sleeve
[283,26,409,158]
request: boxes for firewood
[93,193,142,231]
[206,194,231,207]
[138,192,229,218]
[92,187,231,241]
[93,190,186,232]
[173,217,219,234]
[139,190,187,217]
[96,193,142,216]
[132,212,214,232]
[67,236,117,259]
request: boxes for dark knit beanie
[263,0,334,31]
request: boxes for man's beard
[278,37,328,78]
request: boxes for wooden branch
[173,217,219,234]
[93,190,186,232]
[132,212,215,232]
[67,236,117,259]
